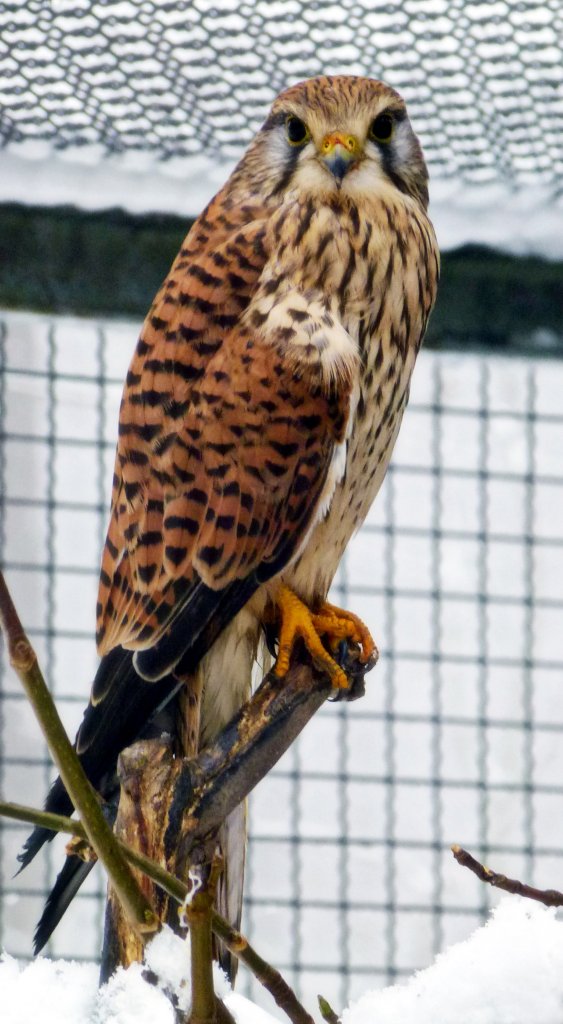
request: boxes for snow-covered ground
[3,900,563,1024]
[1,310,563,1014]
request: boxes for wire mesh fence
[1,309,563,1012]
[1,0,562,194]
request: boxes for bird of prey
[19,75,439,968]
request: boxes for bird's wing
[96,195,359,683]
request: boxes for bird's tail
[194,608,264,980]
[33,857,96,954]
[215,804,247,977]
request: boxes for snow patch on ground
[0,953,99,1024]
[1,926,275,1024]
[2,901,563,1023]
[94,961,175,1024]
[344,900,563,1024]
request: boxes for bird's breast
[280,197,438,603]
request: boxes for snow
[2,901,563,1023]
[0,925,277,1024]
[0,954,99,1024]
[0,926,274,1024]
[95,962,177,1024]
[344,900,563,1024]
[1,145,563,257]
[429,182,563,259]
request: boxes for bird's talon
[312,601,377,665]
[273,584,376,689]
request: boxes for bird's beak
[320,132,361,183]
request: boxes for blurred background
[0,0,562,1017]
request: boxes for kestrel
[20,76,438,967]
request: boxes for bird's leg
[273,584,377,689]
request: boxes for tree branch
[102,644,370,1014]
[0,800,85,839]
[0,570,158,940]
[166,647,371,874]
[451,844,563,907]
[1,563,374,1024]
[99,644,369,1021]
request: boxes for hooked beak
[320,131,361,183]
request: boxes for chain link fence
[1,310,563,1013]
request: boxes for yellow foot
[273,585,377,689]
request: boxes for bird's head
[237,75,429,210]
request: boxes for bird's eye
[286,116,310,146]
[370,113,394,144]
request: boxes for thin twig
[0,570,158,939]
[0,799,314,1024]
[210,914,316,1024]
[451,844,563,907]
[0,800,84,839]
[0,800,185,903]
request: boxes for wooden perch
[103,739,178,973]
[451,844,563,908]
[169,643,372,873]
[103,645,374,977]
[167,659,333,872]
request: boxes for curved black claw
[328,639,377,702]
[262,620,279,660]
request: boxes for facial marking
[392,119,417,166]
[251,78,426,208]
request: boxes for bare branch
[185,857,222,1024]
[167,649,371,875]
[0,570,158,940]
[451,844,563,907]
[0,800,84,838]
[212,912,316,1024]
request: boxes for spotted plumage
[20,75,438,967]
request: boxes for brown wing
[96,194,356,675]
